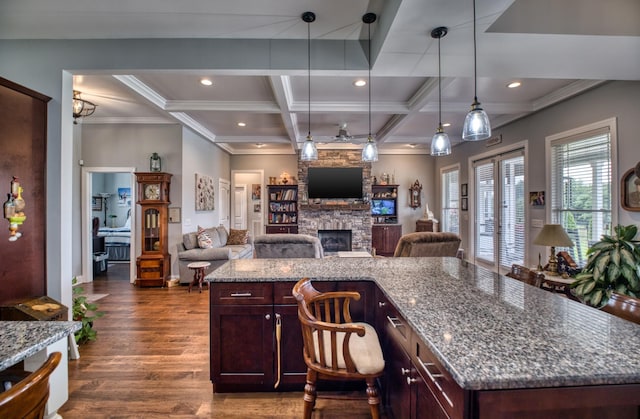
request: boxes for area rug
[84,294,109,303]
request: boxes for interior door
[219,178,230,229]
[233,185,247,229]
[473,150,525,273]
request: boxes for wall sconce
[72,90,97,124]
[150,152,162,172]
[3,176,26,241]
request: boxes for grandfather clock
[135,172,172,287]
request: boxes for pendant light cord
[472,0,478,101]
[438,35,442,127]
[368,22,372,137]
[307,19,311,137]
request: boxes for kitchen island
[207,257,640,418]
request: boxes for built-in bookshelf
[266,184,298,233]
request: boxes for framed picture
[461,183,468,197]
[529,191,545,207]
[461,197,468,211]
[195,173,215,211]
[252,184,261,200]
[168,207,181,223]
[621,167,640,211]
[254,203,261,212]
[92,196,102,211]
[117,187,131,207]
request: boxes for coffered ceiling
[2,0,638,155]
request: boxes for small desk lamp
[533,224,574,273]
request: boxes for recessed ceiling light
[353,80,367,87]
[507,81,521,89]
[200,78,213,86]
[442,122,451,127]
[237,122,246,127]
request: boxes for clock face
[144,184,160,200]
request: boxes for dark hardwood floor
[59,263,384,418]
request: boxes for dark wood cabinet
[210,280,374,392]
[372,224,402,256]
[267,184,297,234]
[265,225,298,234]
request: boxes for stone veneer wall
[297,150,372,250]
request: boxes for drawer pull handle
[386,315,402,329]
[401,368,410,375]
[418,359,454,408]
[378,301,387,308]
[230,292,253,297]
[406,376,418,385]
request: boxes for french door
[473,149,525,272]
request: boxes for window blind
[441,168,459,234]
[550,128,611,265]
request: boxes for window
[441,167,459,234]
[548,120,615,266]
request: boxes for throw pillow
[197,226,214,249]
[227,228,249,245]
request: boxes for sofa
[254,234,324,259]
[177,225,253,283]
[392,232,461,258]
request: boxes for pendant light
[461,0,491,141]
[361,12,378,162]
[300,11,318,161]
[430,26,451,156]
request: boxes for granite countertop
[0,321,81,371]
[207,257,640,391]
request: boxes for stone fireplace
[297,150,372,251]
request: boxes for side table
[187,261,211,293]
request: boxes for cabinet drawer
[382,300,411,353]
[273,281,335,305]
[266,225,298,234]
[413,337,465,419]
[211,283,273,305]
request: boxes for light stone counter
[208,257,640,391]
[0,320,80,371]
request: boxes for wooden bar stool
[187,261,210,293]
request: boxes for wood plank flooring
[59,263,385,418]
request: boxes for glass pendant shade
[362,136,378,162]
[462,99,491,141]
[430,126,451,156]
[300,135,318,161]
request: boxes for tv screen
[307,167,363,199]
[371,199,396,215]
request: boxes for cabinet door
[386,331,413,419]
[210,304,273,392]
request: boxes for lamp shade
[533,224,574,247]
[300,136,318,161]
[430,128,451,156]
[362,136,378,162]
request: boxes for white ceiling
[3,0,638,155]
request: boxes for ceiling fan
[319,123,369,144]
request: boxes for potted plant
[571,224,640,307]
[72,277,104,344]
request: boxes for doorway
[82,167,137,284]
[470,145,527,273]
[231,170,264,237]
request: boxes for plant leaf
[591,289,603,307]
[607,264,621,283]
[610,246,620,267]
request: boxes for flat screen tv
[307,167,363,199]
[371,199,396,216]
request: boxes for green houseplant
[72,277,104,344]
[571,224,640,307]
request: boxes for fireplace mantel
[300,203,370,211]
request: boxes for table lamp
[533,224,574,273]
